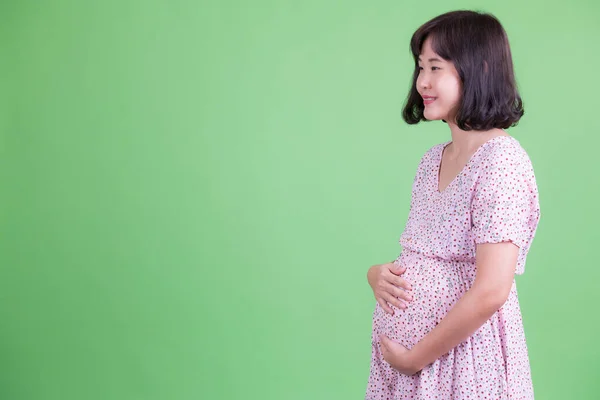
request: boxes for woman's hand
[379,334,422,376]
[367,262,413,315]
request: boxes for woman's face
[416,37,462,122]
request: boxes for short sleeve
[470,145,541,274]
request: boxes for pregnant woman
[365,10,541,399]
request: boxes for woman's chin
[423,110,450,122]
[424,112,442,121]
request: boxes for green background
[2,0,598,399]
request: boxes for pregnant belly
[372,249,474,349]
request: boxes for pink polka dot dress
[366,136,541,399]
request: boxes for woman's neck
[445,122,508,158]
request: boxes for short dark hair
[402,10,524,130]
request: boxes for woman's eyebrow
[417,57,443,63]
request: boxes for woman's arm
[407,241,519,372]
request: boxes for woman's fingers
[377,298,394,315]
[383,292,406,309]
[381,281,412,303]
[392,285,413,302]
[385,276,412,295]
[382,266,413,290]
[393,276,413,291]
[385,262,405,276]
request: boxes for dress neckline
[435,135,515,194]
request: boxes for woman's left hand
[379,334,423,376]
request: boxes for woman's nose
[418,76,431,90]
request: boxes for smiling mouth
[423,97,437,105]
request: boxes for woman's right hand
[367,262,413,315]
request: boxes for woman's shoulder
[478,135,534,168]
[475,135,537,185]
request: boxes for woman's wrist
[406,348,427,373]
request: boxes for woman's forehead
[419,37,439,59]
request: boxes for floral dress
[366,136,541,399]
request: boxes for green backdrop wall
[2,0,599,399]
